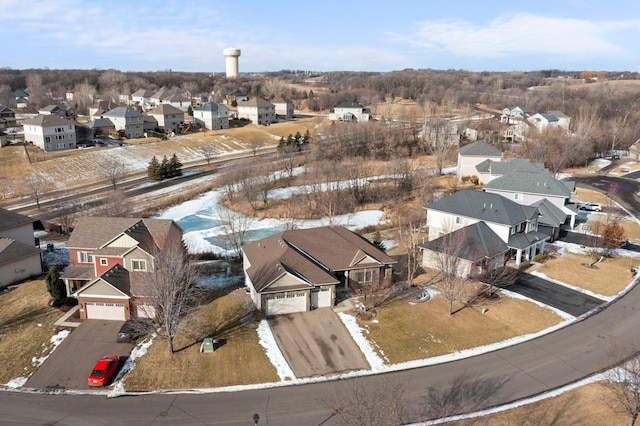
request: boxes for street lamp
[252,413,260,425]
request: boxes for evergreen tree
[45,267,66,306]
[169,153,183,177]
[147,156,162,181]
[372,231,387,253]
[160,155,170,179]
[187,105,193,116]
[308,90,314,99]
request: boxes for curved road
[2,174,640,424]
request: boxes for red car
[87,355,120,387]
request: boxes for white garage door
[135,303,156,319]
[85,302,126,321]
[311,287,332,308]
[264,292,306,316]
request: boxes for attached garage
[311,287,332,309]
[134,302,156,319]
[85,301,126,321]
[264,292,307,316]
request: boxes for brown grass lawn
[585,213,640,241]
[0,279,64,384]
[535,251,634,297]
[123,293,278,391]
[446,382,627,425]
[359,292,563,364]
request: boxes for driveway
[268,308,369,378]
[26,320,134,391]
[507,272,605,317]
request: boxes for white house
[274,98,294,119]
[329,102,371,122]
[501,106,531,124]
[237,97,276,125]
[147,104,185,132]
[131,89,155,111]
[192,102,229,130]
[528,113,560,130]
[0,208,42,287]
[456,140,502,182]
[102,107,144,139]
[22,114,77,152]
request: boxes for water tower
[223,47,241,79]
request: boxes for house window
[455,216,463,225]
[514,193,523,200]
[356,269,374,283]
[131,259,147,271]
[79,252,94,263]
[100,258,108,266]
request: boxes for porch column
[515,248,523,266]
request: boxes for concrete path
[268,308,369,378]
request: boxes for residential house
[102,106,144,139]
[147,104,185,132]
[118,93,132,105]
[88,100,121,121]
[192,102,229,130]
[131,89,155,111]
[423,189,548,269]
[15,89,29,109]
[501,106,531,124]
[629,139,640,161]
[273,98,294,120]
[329,102,371,122]
[226,89,249,106]
[150,87,192,112]
[23,114,77,152]
[0,208,42,287]
[0,105,17,128]
[456,140,502,183]
[547,111,571,130]
[421,120,460,147]
[475,156,546,185]
[39,104,75,118]
[237,97,276,125]
[242,226,396,315]
[483,170,578,234]
[143,116,158,135]
[61,217,184,321]
[85,117,116,138]
[528,112,560,130]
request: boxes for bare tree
[98,158,128,190]
[0,174,14,200]
[199,143,218,166]
[325,378,409,426]
[96,190,132,217]
[394,205,425,288]
[218,208,256,259]
[603,346,640,426]
[249,138,265,156]
[143,240,199,355]
[25,172,52,209]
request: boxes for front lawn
[0,279,63,384]
[122,293,278,390]
[359,291,564,365]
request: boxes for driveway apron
[26,320,134,391]
[268,308,369,378]
[509,272,604,317]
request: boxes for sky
[2,0,640,73]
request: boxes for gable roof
[334,102,366,109]
[148,104,184,115]
[484,171,572,198]
[22,114,73,127]
[0,238,41,265]
[238,97,274,108]
[242,226,396,292]
[85,117,115,128]
[458,140,502,157]
[530,199,567,227]
[0,208,35,233]
[419,222,508,261]
[102,106,142,118]
[425,189,539,226]
[74,264,131,298]
[484,156,546,175]
[193,102,226,112]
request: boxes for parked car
[87,355,120,387]
[578,202,603,212]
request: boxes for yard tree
[218,207,256,259]
[169,153,183,177]
[603,345,640,426]
[147,156,162,181]
[160,155,170,179]
[144,240,199,355]
[199,143,218,166]
[394,204,425,288]
[25,172,52,209]
[601,220,626,257]
[45,267,66,306]
[249,137,265,156]
[98,157,128,190]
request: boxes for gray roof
[419,222,508,261]
[22,114,73,127]
[483,156,546,175]
[0,208,35,233]
[102,106,142,118]
[458,140,502,157]
[238,97,274,108]
[508,230,548,249]
[85,117,115,128]
[484,171,572,198]
[531,199,567,227]
[193,102,225,112]
[148,104,184,115]
[334,102,366,109]
[242,226,396,293]
[425,189,539,226]
[0,238,41,265]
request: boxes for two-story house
[422,189,548,275]
[22,114,77,152]
[39,104,76,118]
[474,156,546,184]
[237,97,276,125]
[0,105,17,128]
[192,102,229,130]
[456,140,503,183]
[501,106,531,124]
[131,89,155,111]
[528,112,560,130]
[60,217,183,321]
[0,208,42,287]
[329,102,371,122]
[273,98,294,120]
[242,226,396,316]
[147,104,185,132]
[102,106,144,139]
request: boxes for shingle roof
[458,140,502,157]
[66,217,178,250]
[238,97,274,108]
[334,102,365,109]
[484,171,572,198]
[0,238,41,265]
[531,199,567,227]
[22,114,73,127]
[102,106,142,118]
[419,222,508,261]
[85,118,115,128]
[193,102,224,112]
[0,208,35,233]
[425,189,539,226]
[148,104,185,115]
[484,156,546,175]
